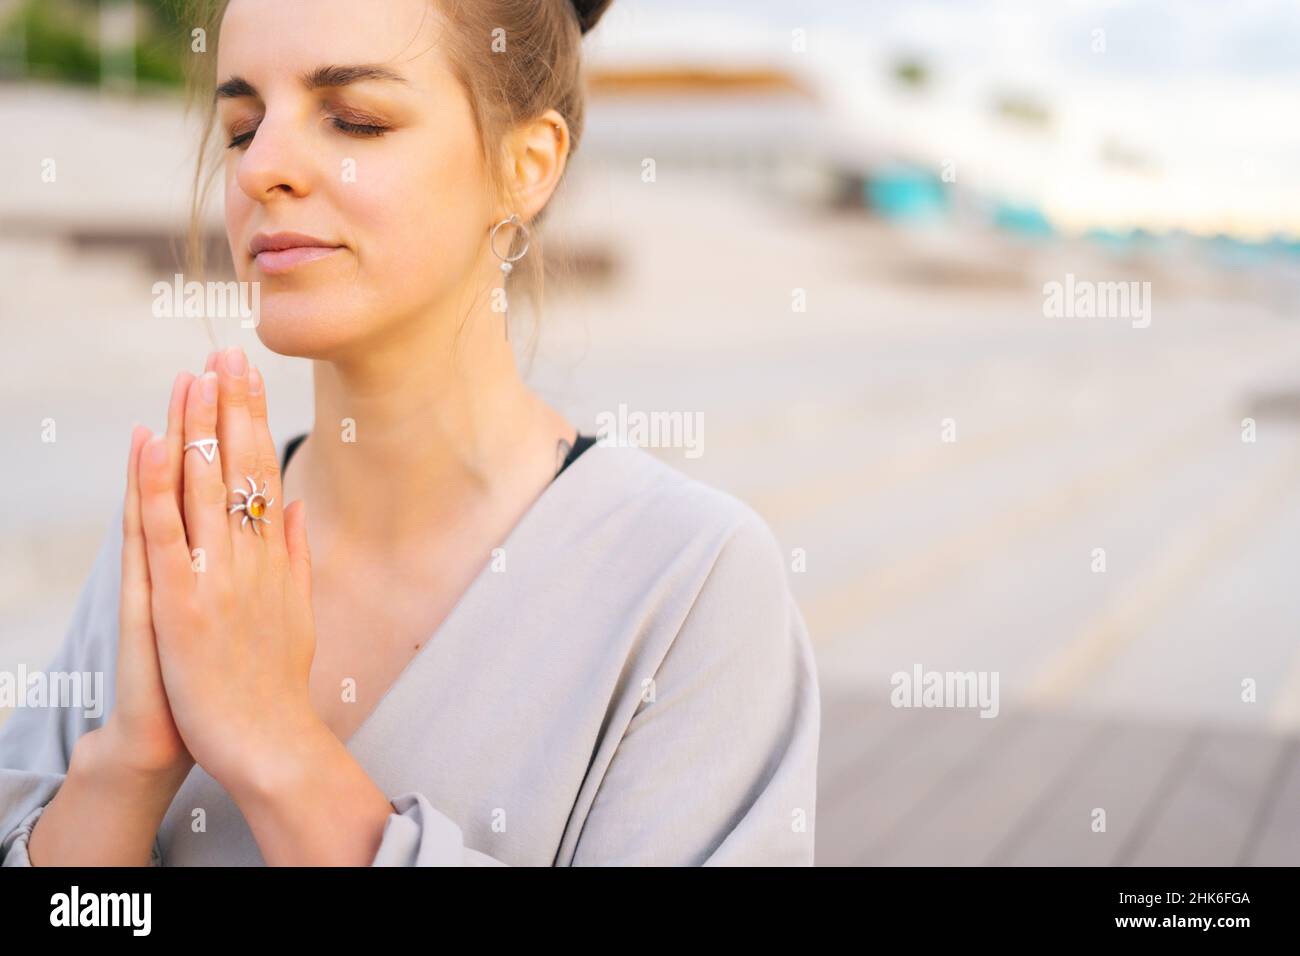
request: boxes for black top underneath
[280,431,596,481]
[557,432,596,477]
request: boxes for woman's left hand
[136,346,319,798]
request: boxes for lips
[249,231,344,275]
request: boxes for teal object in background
[992,201,1054,238]
[864,168,949,223]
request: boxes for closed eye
[227,126,258,150]
[330,117,389,137]
[225,116,390,150]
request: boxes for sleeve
[370,794,507,866]
[368,508,821,866]
[0,503,164,867]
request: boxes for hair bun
[571,0,613,34]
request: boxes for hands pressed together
[115,347,318,793]
[29,347,396,867]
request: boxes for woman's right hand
[103,372,197,778]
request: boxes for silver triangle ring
[184,437,219,464]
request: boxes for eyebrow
[215,64,409,100]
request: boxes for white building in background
[578,65,841,207]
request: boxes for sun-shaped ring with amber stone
[229,475,274,535]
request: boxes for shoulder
[579,441,791,582]
[592,449,820,805]
[573,443,802,650]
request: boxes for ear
[499,108,570,221]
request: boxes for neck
[284,292,574,559]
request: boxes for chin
[250,291,365,359]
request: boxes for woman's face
[217,0,492,358]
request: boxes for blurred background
[1,0,1298,865]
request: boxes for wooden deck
[815,688,1300,866]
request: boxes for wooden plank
[817,687,921,797]
[993,719,1197,866]
[870,711,1103,866]
[1241,737,1300,865]
[817,707,1020,866]
[1121,728,1288,866]
[816,704,959,866]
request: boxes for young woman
[0,0,819,866]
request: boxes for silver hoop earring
[490,213,529,340]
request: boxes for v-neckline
[276,433,608,752]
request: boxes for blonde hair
[180,0,611,354]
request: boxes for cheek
[348,135,490,295]
[225,172,255,282]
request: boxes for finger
[217,346,284,559]
[183,370,233,583]
[204,350,219,374]
[121,425,154,644]
[138,433,195,612]
[166,371,195,522]
[283,499,312,605]
[247,363,287,531]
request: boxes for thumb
[283,499,312,603]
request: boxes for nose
[234,106,317,203]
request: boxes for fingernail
[224,346,247,376]
[200,371,218,404]
[147,436,167,465]
[249,366,263,395]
